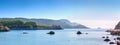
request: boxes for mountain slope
[115,21,120,29]
[0,18,89,29]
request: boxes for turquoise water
[0,29,116,45]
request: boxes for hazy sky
[0,0,120,29]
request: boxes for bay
[0,29,116,45]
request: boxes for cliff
[106,21,120,35]
[115,22,120,29]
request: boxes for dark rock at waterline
[47,31,55,35]
[106,36,109,38]
[117,37,120,40]
[23,32,28,34]
[109,42,115,44]
[85,33,88,34]
[117,42,120,45]
[114,38,117,40]
[102,36,105,38]
[108,30,120,36]
[77,31,82,35]
[102,36,109,38]
[104,38,111,42]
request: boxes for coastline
[106,29,120,36]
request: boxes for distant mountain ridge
[0,18,89,29]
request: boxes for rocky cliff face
[115,22,120,29]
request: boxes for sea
[0,29,117,45]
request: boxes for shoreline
[106,29,120,36]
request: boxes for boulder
[106,36,109,38]
[109,42,115,44]
[117,37,120,40]
[85,33,88,34]
[104,38,111,42]
[114,38,117,40]
[102,36,105,38]
[77,31,82,35]
[23,32,28,34]
[117,42,120,45]
[47,31,55,35]
[0,26,10,32]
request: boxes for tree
[24,22,37,26]
[0,20,24,26]
[12,20,24,26]
[0,23,2,26]
[51,25,62,29]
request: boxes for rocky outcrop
[106,21,120,35]
[47,31,55,35]
[104,38,111,42]
[106,30,120,36]
[105,22,120,45]
[0,26,10,32]
[115,22,120,29]
[117,42,120,45]
[109,42,115,44]
[77,31,82,35]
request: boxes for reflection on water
[0,29,115,45]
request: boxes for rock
[85,33,88,34]
[47,31,55,35]
[104,38,111,42]
[109,42,115,44]
[106,21,120,36]
[102,36,105,38]
[106,36,109,38]
[106,30,120,36]
[114,38,117,40]
[117,37,120,40]
[77,31,82,35]
[0,26,10,32]
[115,22,120,29]
[111,30,120,35]
[117,42,120,45]
[23,32,28,34]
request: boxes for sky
[0,0,120,29]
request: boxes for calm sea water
[0,29,116,45]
